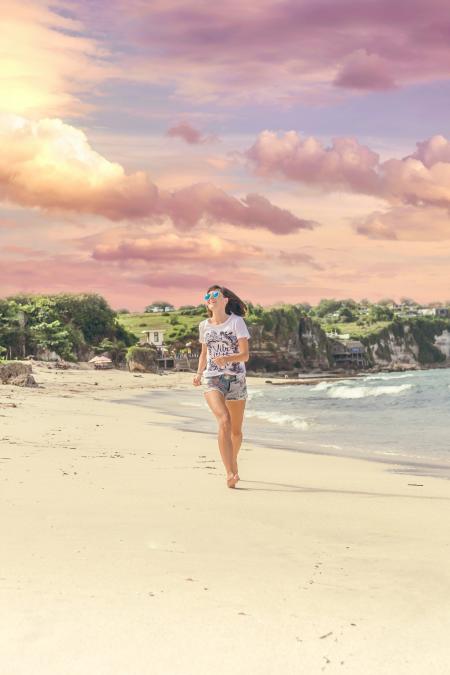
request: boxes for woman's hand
[192,374,202,387]
[212,355,229,368]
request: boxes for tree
[368,305,394,322]
[400,297,418,307]
[28,320,72,359]
[0,293,136,360]
[339,307,356,323]
[315,299,342,317]
[378,298,395,307]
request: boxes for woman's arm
[196,343,208,374]
[224,337,249,364]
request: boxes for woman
[192,285,251,489]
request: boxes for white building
[418,307,449,317]
[150,306,174,313]
[326,330,350,339]
[141,329,166,347]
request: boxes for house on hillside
[396,308,419,318]
[330,339,368,368]
[418,307,449,318]
[141,329,166,347]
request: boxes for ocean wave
[311,380,355,391]
[326,383,413,399]
[363,373,415,381]
[247,389,265,401]
[246,409,309,430]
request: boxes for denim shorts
[202,373,248,401]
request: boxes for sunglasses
[204,290,221,301]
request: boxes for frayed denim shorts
[202,373,248,401]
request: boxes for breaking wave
[245,410,309,430]
[325,383,413,399]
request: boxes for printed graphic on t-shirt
[204,328,244,375]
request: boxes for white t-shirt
[199,312,251,377]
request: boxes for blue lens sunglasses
[204,290,221,301]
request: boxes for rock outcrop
[126,346,159,373]
[248,317,332,372]
[0,362,37,387]
[362,320,450,368]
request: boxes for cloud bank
[74,0,450,104]
[247,131,450,240]
[0,115,316,234]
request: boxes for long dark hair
[206,284,247,318]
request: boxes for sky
[1,0,450,310]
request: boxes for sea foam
[246,410,309,430]
[326,383,413,399]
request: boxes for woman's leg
[225,399,246,475]
[203,390,236,485]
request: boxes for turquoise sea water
[120,369,450,479]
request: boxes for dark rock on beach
[0,362,38,387]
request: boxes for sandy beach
[1,364,449,675]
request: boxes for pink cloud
[278,250,323,269]
[166,121,216,144]
[73,0,450,103]
[334,50,397,90]
[246,131,380,193]
[92,232,263,262]
[246,131,450,206]
[160,184,317,232]
[0,115,316,234]
[356,206,450,241]
[246,131,450,239]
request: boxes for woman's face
[204,288,228,311]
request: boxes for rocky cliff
[248,317,332,372]
[361,319,450,368]
[247,316,450,373]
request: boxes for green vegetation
[2,292,449,369]
[410,318,448,364]
[118,299,450,362]
[117,309,208,349]
[358,317,450,365]
[320,320,392,339]
[0,293,136,362]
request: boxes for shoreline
[111,373,450,483]
[2,364,450,674]
[115,390,450,483]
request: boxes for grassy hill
[117,311,207,346]
[318,320,392,339]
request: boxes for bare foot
[227,472,239,488]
